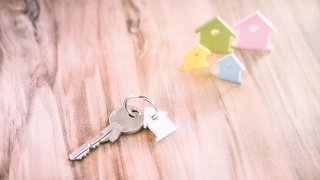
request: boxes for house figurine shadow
[196,16,236,54]
[180,43,211,71]
[144,107,178,142]
[215,53,246,84]
[233,11,277,51]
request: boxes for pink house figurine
[232,11,277,51]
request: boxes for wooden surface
[0,0,319,179]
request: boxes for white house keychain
[124,95,179,142]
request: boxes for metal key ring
[124,95,159,120]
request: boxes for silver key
[69,106,144,161]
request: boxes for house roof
[195,16,236,36]
[183,43,211,58]
[217,53,246,71]
[234,11,277,32]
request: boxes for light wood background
[0,0,319,179]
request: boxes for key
[69,106,143,161]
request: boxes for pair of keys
[69,95,178,161]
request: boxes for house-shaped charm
[180,43,211,71]
[233,11,277,51]
[144,107,178,142]
[215,53,246,84]
[196,16,236,54]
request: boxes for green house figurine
[196,16,236,54]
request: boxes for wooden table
[0,0,319,179]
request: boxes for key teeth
[110,136,118,143]
[92,143,100,149]
[100,137,108,143]
[79,152,89,160]
[68,119,130,161]
[77,149,90,160]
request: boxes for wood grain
[0,0,319,179]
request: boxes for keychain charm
[124,95,178,142]
[144,107,179,142]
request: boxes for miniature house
[233,11,277,51]
[216,53,245,84]
[180,43,211,71]
[196,16,236,54]
[144,107,178,142]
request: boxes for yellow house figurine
[180,43,211,71]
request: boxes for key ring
[124,95,159,120]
